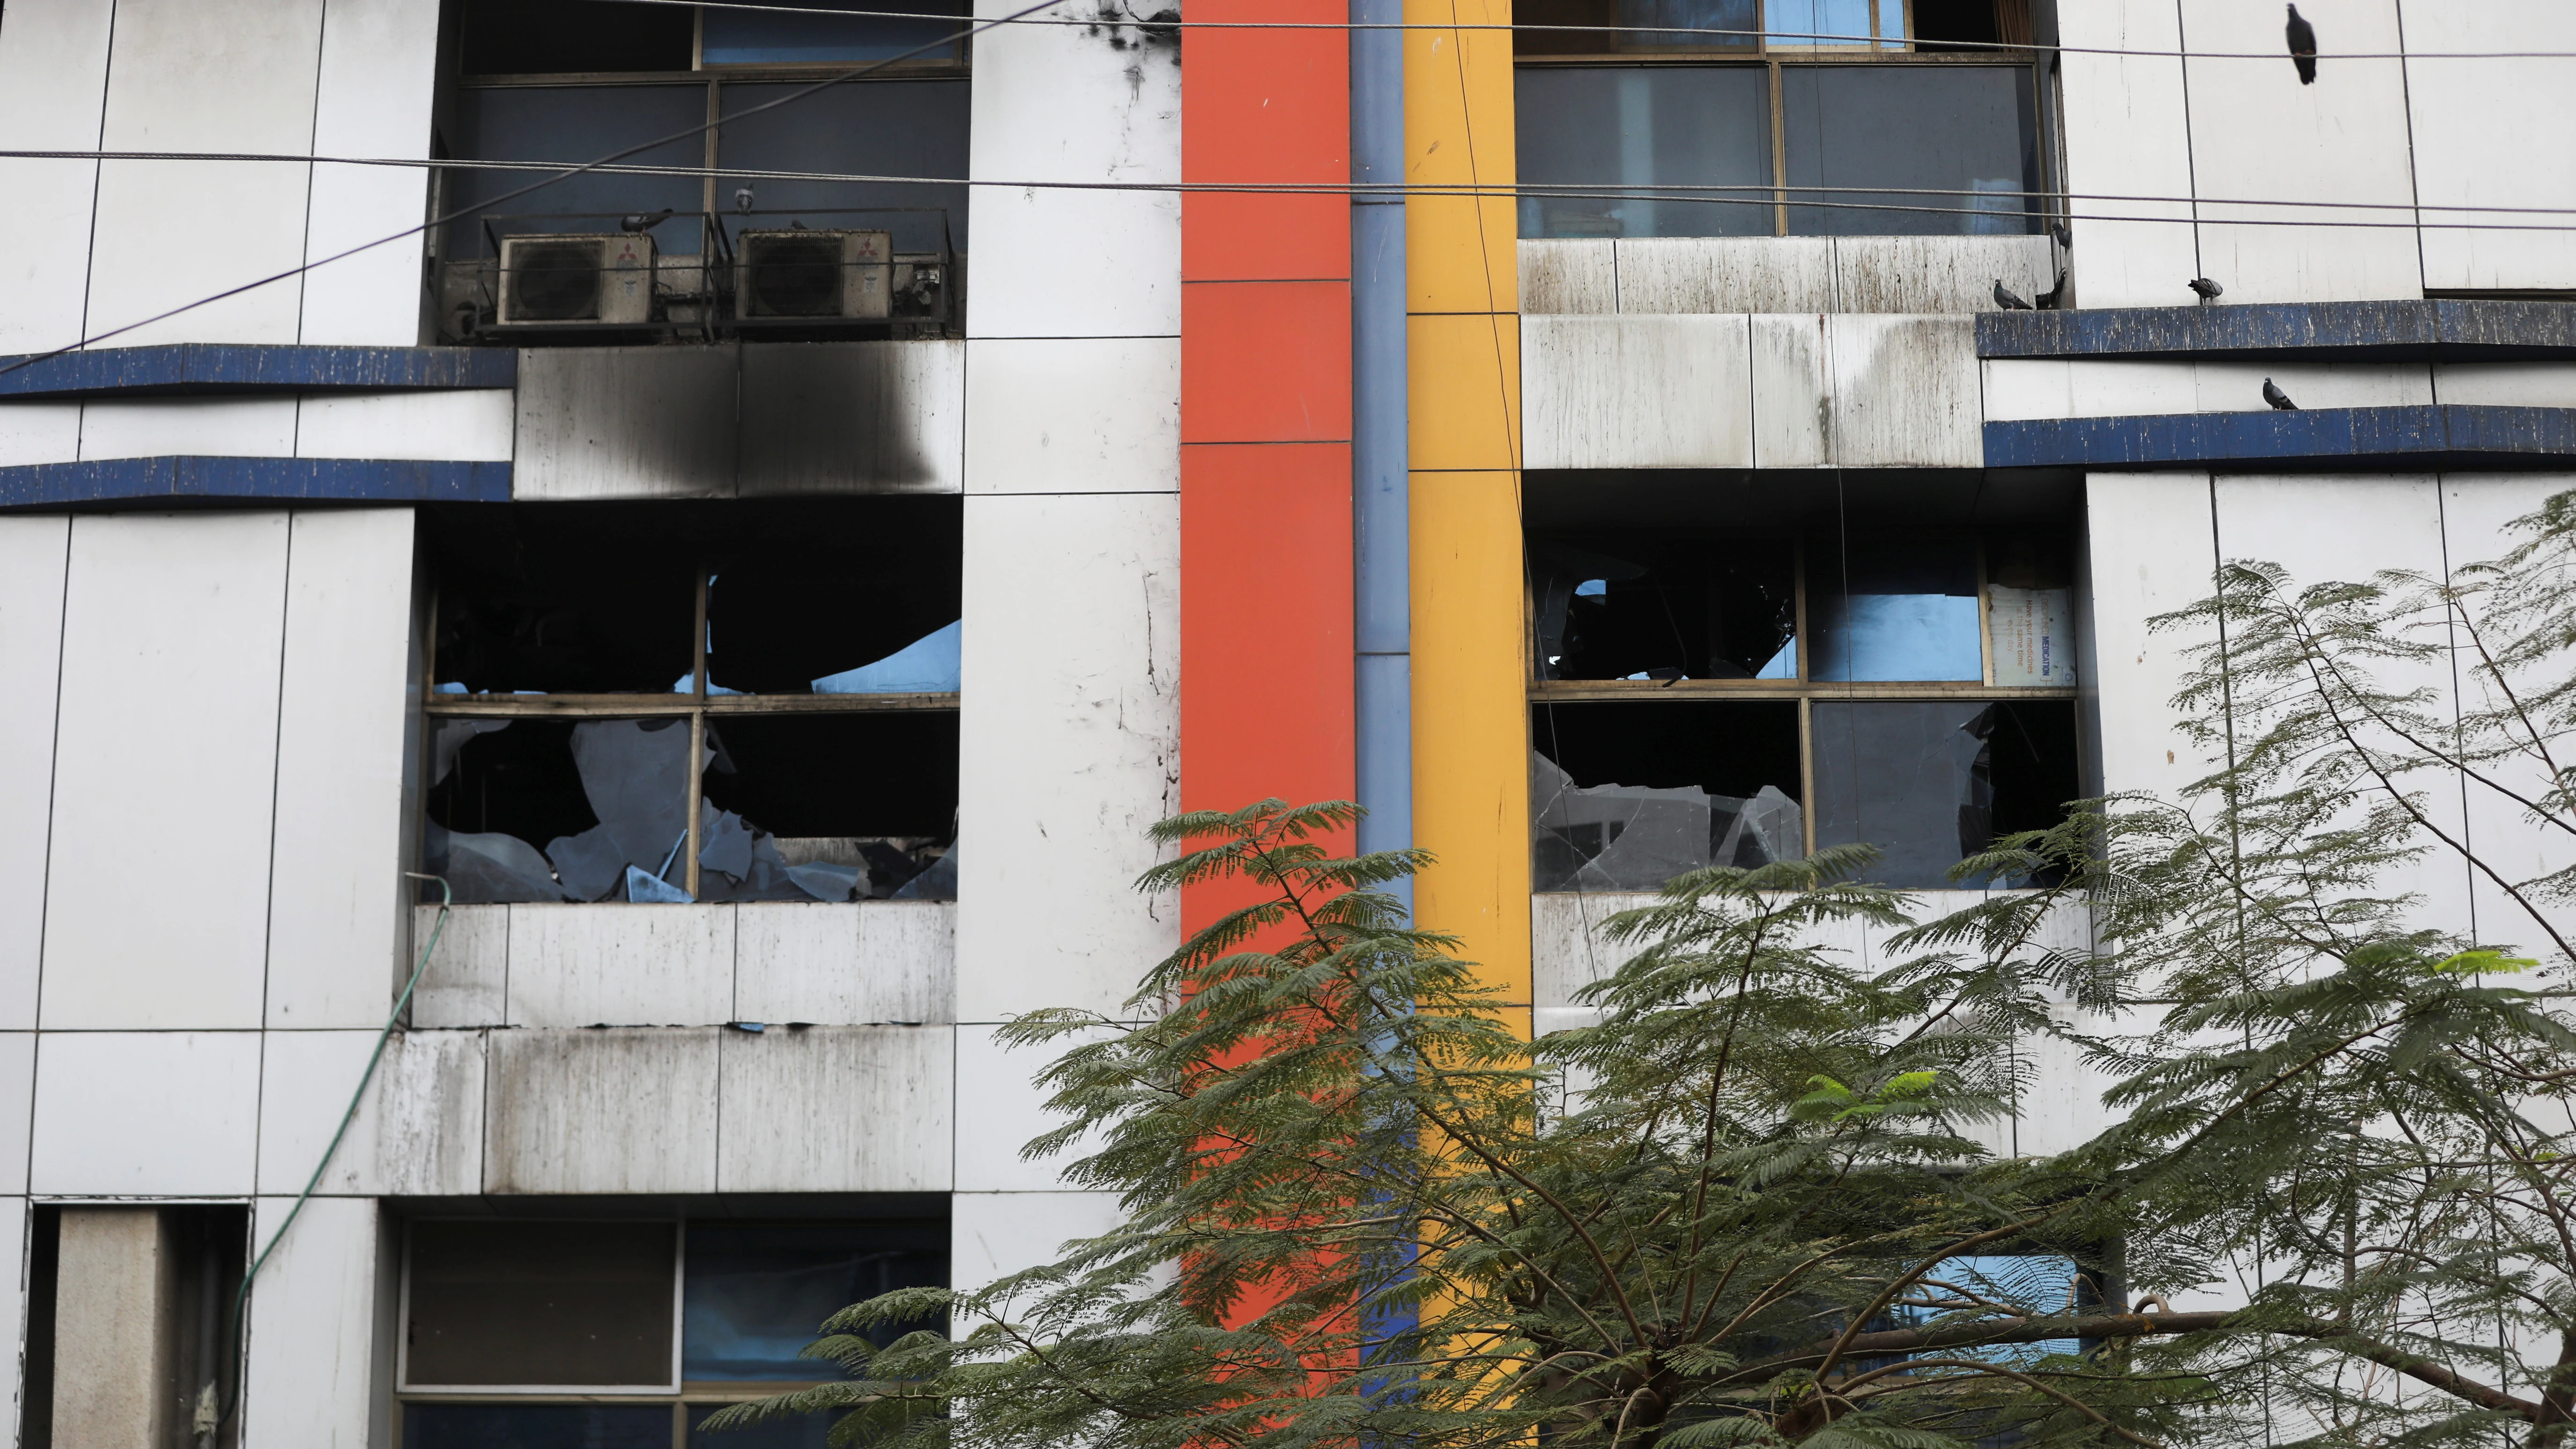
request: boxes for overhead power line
[6,148,2570,232]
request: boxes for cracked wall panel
[715,1024,953,1191]
[0,518,68,1028]
[963,336,1180,494]
[956,493,1179,1020]
[1824,313,1980,468]
[86,0,324,345]
[32,1031,262,1195]
[505,903,736,1028]
[1614,237,1836,315]
[737,340,965,495]
[1521,314,1753,469]
[268,508,416,1029]
[256,1028,484,1197]
[0,0,114,352]
[44,511,288,1030]
[734,902,955,1026]
[483,1028,720,1194]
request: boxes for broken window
[1527,489,2084,893]
[422,500,962,905]
[1514,2,2050,238]
[434,0,968,342]
[398,1214,944,1445]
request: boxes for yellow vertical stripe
[1406,0,1527,1013]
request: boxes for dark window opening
[1812,699,2077,888]
[1529,532,1797,681]
[1532,701,1805,890]
[459,0,697,76]
[20,1205,248,1449]
[407,1220,679,1388]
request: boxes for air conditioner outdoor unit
[734,229,892,320]
[497,233,656,325]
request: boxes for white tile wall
[963,337,1181,494]
[294,391,517,462]
[1520,315,1754,470]
[0,519,67,1029]
[298,0,441,346]
[734,902,955,1026]
[715,1025,954,1192]
[257,1028,484,1198]
[950,1190,1128,1294]
[410,904,508,1029]
[31,1031,263,1195]
[505,904,737,1028]
[0,1035,33,1193]
[952,1022,1110,1193]
[481,1028,720,1194]
[243,1195,385,1449]
[2083,473,2220,801]
[0,0,115,353]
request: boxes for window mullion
[687,568,710,899]
[1768,59,1788,236]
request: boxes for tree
[709,497,2576,1447]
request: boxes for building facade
[0,0,2569,1442]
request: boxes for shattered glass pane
[1529,532,1796,682]
[1808,534,1982,682]
[1811,701,2077,888]
[700,714,957,897]
[1530,702,1803,890]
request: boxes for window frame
[1514,0,2062,240]
[421,563,961,902]
[1525,532,2081,862]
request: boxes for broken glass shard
[625,865,694,904]
[811,619,962,694]
[545,823,630,903]
[891,844,956,900]
[425,821,569,903]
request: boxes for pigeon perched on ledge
[2263,377,2299,410]
[620,209,674,233]
[2189,277,2224,302]
[1992,278,2034,311]
[2286,4,2317,84]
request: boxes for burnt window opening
[397,1212,946,1444]
[1512,4,2054,240]
[422,499,961,905]
[434,0,971,344]
[21,1204,249,1449]
[1526,476,2084,893]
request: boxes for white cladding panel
[2406,5,2576,293]
[2053,0,2196,309]
[1824,314,1981,468]
[955,493,1179,1020]
[242,1196,385,1449]
[1830,236,2053,316]
[2179,0,2421,303]
[511,346,740,499]
[1615,237,1837,315]
[299,0,441,345]
[2083,473,2219,800]
[482,1028,721,1194]
[953,1022,1110,1192]
[1749,312,1829,467]
[0,1035,33,1193]
[2214,475,2470,931]
[258,1029,485,1198]
[963,337,1182,493]
[267,509,416,1029]
[44,512,289,1030]
[1518,239,1618,315]
[412,903,509,1028]
[2435,366,2576,410]
[1981,359,2435,421]
[966,2,1179,339]
[733,902,957,1026]
[0,519,68,1028]
[2440,476,2576,954]
[0,1197,22,1447]
[715,1025,954,1191]
[87,0,326,346]
[0,0,115,351]
[1521,314,1754,469]
[951,1190,1127,1292]
[295,391,518,462]
[0,402,83,468]
[75,396,299,461]
[505,904,737,1028]
[31,1030,262,1195]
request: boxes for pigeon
[2050,222,2073,250]
[733,185,756,215]
[1993,278,2034,311]
[619,208,674,233]
[2037,268,2069,310]
[2189,276,2224,302]
[2286,4,2317,84]
[2263,377,2298,410]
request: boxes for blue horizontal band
[1983,405,2576,470]
[0,456,513,508]
[0,344,516,399]
[1978,300,2576,363]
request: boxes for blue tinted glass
[683,1221,947,1382]
[403,1403,672,1449]
[1611,0,1754,48]
[703,0,964,64]
[446,86,709,257]
[1782,65,2041,235]
[689,1403,839,1447]
[1515,67,1773,238]
[1810,536,1981,682]
[716,81,971,254]
[1766,0,1873,45]
[1891,1255,2079,1360]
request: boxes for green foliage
[712,500,2576,1447]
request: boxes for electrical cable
[212,873,451,1434]
[0,0,1075,384]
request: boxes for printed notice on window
[1987,585,2075,687]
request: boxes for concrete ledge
[1983,404,2576,470]
[0,456,512,508]
[0,343,516,399]
[1978,300,2576,363]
